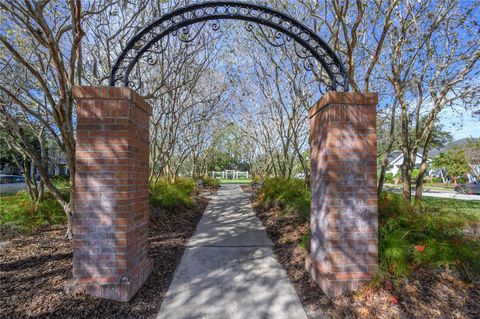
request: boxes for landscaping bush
[431,177,443,183]
[0,191,66,236]
[51,175,70,190]
[201,175,220,189]
[384,172,394,184]
[412,168,420,181]
[256,181,480,281]
[258,178,310,222]
[150,177,197,210]
[457,176,468,184]
[378,192,480,281]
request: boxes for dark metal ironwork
[109,1,349,93]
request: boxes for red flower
[391,296,399,305]
[415,245,425,252]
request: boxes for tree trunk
[377,156,390,194]
[400,149,412,201]
[377,100,397,194]
[401,165,411,201]
[64,192,74,239]
[414,148,431,204]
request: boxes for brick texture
[306,92,378,297]
[66,86,153,302]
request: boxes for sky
[440,107,480,140]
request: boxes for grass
[420,196,480,215]
[384,183,456,192]
[378,192,480,281]
[0,192,66,235]
[219,179,252,184]
[255,178,480,281]
[0,178,70,236]
[150,177,197,210]
[1,176,200,236]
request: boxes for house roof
[387,151,402,163]
[388,151,432,165]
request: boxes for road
[384,185,480,201]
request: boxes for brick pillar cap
[72,86,151,115]
[309,92,378,119]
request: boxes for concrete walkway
[157,184,308,319]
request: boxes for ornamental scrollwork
[109,1,349,93]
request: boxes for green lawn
[219,179,252,184]
[420,196,480,215]
[0,192,66,235]
[384,183,455,192]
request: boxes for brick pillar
[67,86,153,302]
[306,92,378,297]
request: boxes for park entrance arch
[68,1,378,301]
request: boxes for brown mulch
[242,184,480,319]
[0,196,210,319]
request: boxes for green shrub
[51,175,70,190]
[457,176,468,184]
[201,175,220,188]
[150,178,196,210]
[0,191,66,235]
[259,178,310,222]
[412,168,420,181]
[431,177,443,183]
[257,180,480,281]
[384,172,394,183]
[174,177,197,195]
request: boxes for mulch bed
[241,184,480,319]
[0,195,210,318]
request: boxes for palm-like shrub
[259,178,310,222]
[150,177,197,210]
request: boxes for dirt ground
[240,184,480,319]
[0,195,210,319]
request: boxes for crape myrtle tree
[379,0,480,202]
[292,0,480,200]
[0,0,85,238]
[0,0,230,237]
[2,0,479,238]
[82,0,231,184]
[232,0,398,183]
[0,114,46,206]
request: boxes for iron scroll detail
[109,1,349,93]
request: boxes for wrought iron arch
[109,1,349,93]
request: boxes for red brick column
[67,86,152,302]
[306,92,378,297]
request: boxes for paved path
[157,184,307,319]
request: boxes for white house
[387,151,432,176]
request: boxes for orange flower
[415,245,425,252]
